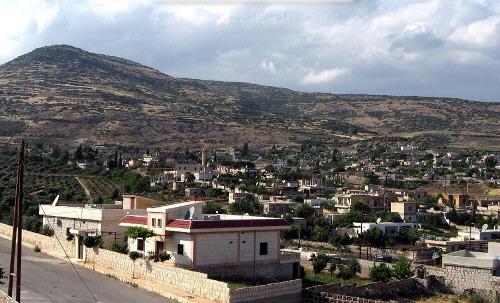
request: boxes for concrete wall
[229,279,302,303]
[0,290,16,303]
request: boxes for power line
[21,158,99,303]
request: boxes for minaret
[202,148,206,167]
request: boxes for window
[152,218,156,227]
[259,242,268,256]
[157,219,162,228]
[177,244,184,255]
[137,239,145,251]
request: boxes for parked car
[375,254,394,263]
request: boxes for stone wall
[444,265,500,294]
[0,222,76,258]
[85,248,231,303]
[0,223,302,303]
[230,279,302,303]
[0,291,16,303]
[303,279,426,303]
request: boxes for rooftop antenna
[376,218,382,224]
[482,224,488,232]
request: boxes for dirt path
[76,176,92,199]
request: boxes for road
[0,237,171,303]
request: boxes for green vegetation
[370,263,392,282]
[124,226,155,239]
[228,199,263,215]
[83,235,103,248]
[312,253,329,274]
[110,240,129,254]
[129,251,142,279]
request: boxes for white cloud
[448,16,500,48]
[301,68,349,84]
[0,0,499,101]
[260,60,277,74]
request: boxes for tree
[83,235,102,248]
[202,201,226,214]
[346,258,361,277]
[74,145,83,160]
[129,251,142,278]
[229,199,263,215]
[392,256,414,279]
[312,253,329,274]
[293,203,315,218]
[328,262,337,278]
[350,201,369,213]
[185,172,195,183]
[242,143,249,158]
[370,263,392,282]
[485,156,498,169]
[124,226,155,239]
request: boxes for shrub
[328,262,337,277]
[83,235,103,248]
[392,256,414,279]
[159,251,171,262]
[129,251,143,278]
[33,245,41,252]
[110,240,129,254]
[347,259,361,276]
[66,234,74,241]
[312,253,329,274]
[41,225,55,236]
[370,263,392,282]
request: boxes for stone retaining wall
[303,279,424,303]
[229,279,302,303]
[86,248,231,303]
[0,291,15,303]
[0,222,76,258]
[444,265,500,294]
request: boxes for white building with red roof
[119,202,300,282]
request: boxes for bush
[66,234,74,241]
[392,256,414,279]
[83,235,103,248]
[347,259,361,276]
[33,245,41,252]
[41,225,55,236]
[110,240,129,254]
[312,253,329,274]
[370,263,392,282]
[159,251,171,262]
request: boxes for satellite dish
[52,195,60,206]
[482,224,489,231]
[376,218,382,224]
[184,206,196,220]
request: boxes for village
[0,139,497,303]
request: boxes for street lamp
[469,222,474,251]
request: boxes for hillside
[0,45,499,150]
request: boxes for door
[78,235,84,259]
[155,241,164,254]
[292,262,299,279]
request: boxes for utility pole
[8,140,25,302]
[359,212,363,259]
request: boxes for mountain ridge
[0,45,499,149]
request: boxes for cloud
[260,60,277,74]
[301,68,349,84]
[0,0,499,101]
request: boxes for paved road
[0,237,171,303]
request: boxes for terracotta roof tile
[120,215,147,225]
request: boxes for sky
[0,0,499,102]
